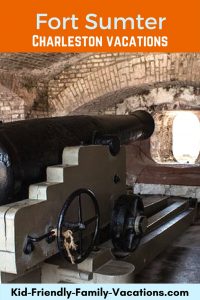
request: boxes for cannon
[0,110,154,206]
[0,111,197,283]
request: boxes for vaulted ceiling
[0,53,75,71]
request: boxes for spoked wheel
[57,188,100,264]
[111,194,147,252]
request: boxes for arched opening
[151,110,200,165]
[172,112,200,164]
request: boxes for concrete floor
[135,220,200,283]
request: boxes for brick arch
[71,81,200,115]
[49,53,200,116]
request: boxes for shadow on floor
[135,223,200,283]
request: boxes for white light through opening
[172,112,200,164]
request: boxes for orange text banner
[0,0,199,52]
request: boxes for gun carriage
[0,111,196,283]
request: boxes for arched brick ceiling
[48,53,200,116]
[0,52,199,121]
[72,81,200,115]
[0,53,95,79]
[0,52,95,120]
[0,53,76,71]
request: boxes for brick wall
[48,53,138,102]
[0,84,25,122]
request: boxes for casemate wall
[0,52,200,199]
[0,52,199,120]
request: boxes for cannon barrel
[0,110,154,205]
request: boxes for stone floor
[135,220,200,283]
